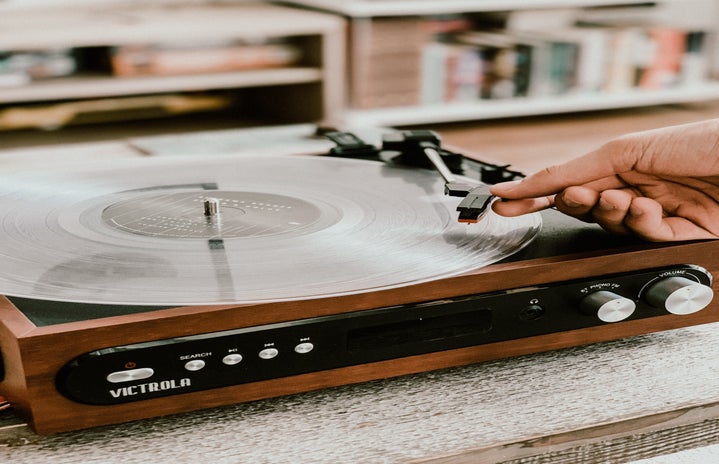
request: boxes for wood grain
[413,403,719,463]
[4,323,719,463]
[1,237,718,434]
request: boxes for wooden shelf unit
[0,2,346,129]
[282,0,719,127]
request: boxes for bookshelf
[0,2,346,131]
[281,0,719,127]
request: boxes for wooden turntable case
[1,236,718,434]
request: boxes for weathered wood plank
[3,324,719,463]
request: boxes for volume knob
[580,290,636,323]
[644,276,714,315]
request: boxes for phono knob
[644,276,714,315]
[580,290,636,323]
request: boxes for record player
[0,128,717,434]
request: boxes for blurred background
[1,0,718,149]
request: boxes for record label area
[103,191,326,239]
[56,264,713,406]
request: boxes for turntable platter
[0,154,540,305]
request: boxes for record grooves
[0,155,541,306]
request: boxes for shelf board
[0,68,324,104]
[343,83,719,126]
[280,0,658,17]
[0,3,344,49]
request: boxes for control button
[184,359,206,371]
[644,276,714,315]
[107,367,154,384]
[580,290,636,323]
[294,342,314,354]
[222,354,244,365]
[518,304,545,321]
[258,347,279,360]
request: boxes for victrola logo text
[109,378,192,398]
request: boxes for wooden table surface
[3,103,719,463]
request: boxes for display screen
[347,308,492,352]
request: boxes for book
[637,26,687,89]
[350,17,427,109]
[603,26,643,92]
[453,31,520,99]
[681,31,709,84]
[0,49,76,83]
[111,42,301,77]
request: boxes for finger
[489,143,633,200]
[554,186,600,222]
[624,197,718,241]
[589,189,634,235]
[490,119,719,202]
[490,195,554,217]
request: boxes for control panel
[57,265,713,405]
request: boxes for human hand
[489,119,719,241]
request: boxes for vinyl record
[0,154,541,305]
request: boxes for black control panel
[57,265,714,405]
